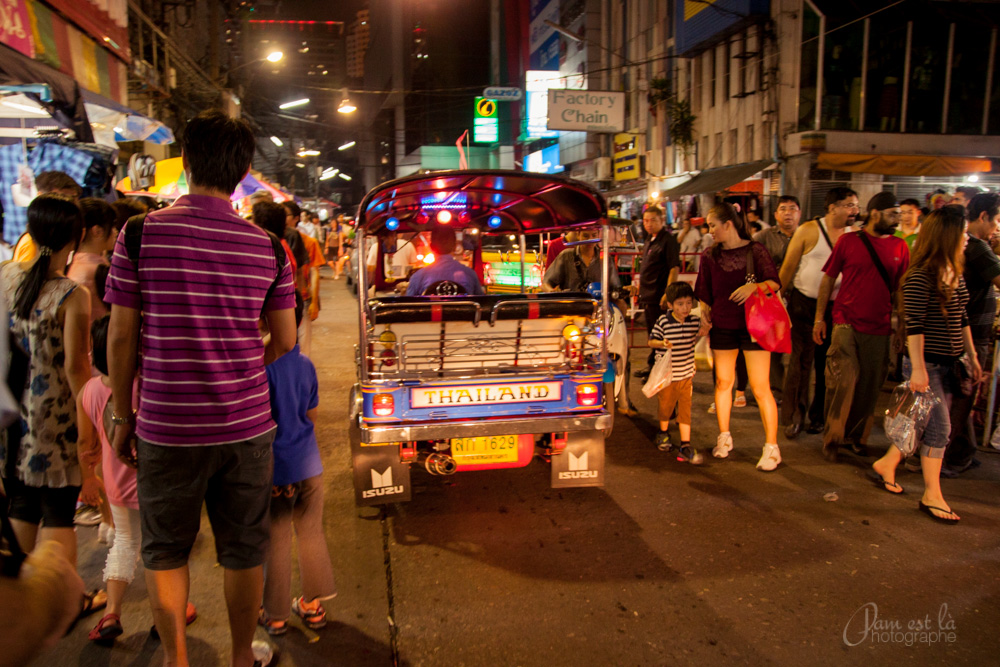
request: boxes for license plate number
[450,435,519,463]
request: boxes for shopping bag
[641,349,673,398]
[883,382,940,456]
[745,285,792,354]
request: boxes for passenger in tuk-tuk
[541,229,628,313]
[365,228,419,292]
[405,226,484,296]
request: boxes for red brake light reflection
[576,384,599,406]
[374,393,395,416]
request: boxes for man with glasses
[778,188,853,438]
[812,191,909,461]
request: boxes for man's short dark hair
[644,206,664,219]
[777,195,800,208]
[35,171,81,197]
[899,198,921,208]
[282,200,301,220]
[968,193,1000,223]
[825,187,858,211]
[252,201,288,239]
[955,186,981,200]
[181,110,255,195]
[664,281,695,304]
[429,226,457,255]
[111,198,147,228]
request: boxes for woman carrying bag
[871,205,980,523]
[694,203,783,471]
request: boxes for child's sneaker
[655,431,673,452]
[733,391,747,408]
[756,443,782,471]
[676,444,704,465]
[292,596,327,629]
[257,608,288,636]
[712,432,733,458]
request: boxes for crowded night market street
[2,1,1000,666]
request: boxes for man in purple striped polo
[105,110,297,667]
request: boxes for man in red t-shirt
[813,191,909,461]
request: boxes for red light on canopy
[437,210,453,223]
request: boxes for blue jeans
[921,362,958,459]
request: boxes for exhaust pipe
[422,453,458,475]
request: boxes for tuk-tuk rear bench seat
[368,292,597,326]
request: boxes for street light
[269,136,283,147]
[338,140,356,151]
[338,173,352,181]
[225,50,284,76]
[297,148,321,157]
[337,88,356,114]
[280,98,310,110]
[265,50,283,63]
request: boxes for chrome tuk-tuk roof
[357,170,608,234]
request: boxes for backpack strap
[124,213,147,266]
[262,232,287,310]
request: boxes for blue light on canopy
[385,217,400,231]
[488,215,502,228]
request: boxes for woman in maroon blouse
[694,203,783,471]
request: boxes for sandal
[149,602,198,639]
[258,608,289,636]
[292,596,327,629]
[79,589,108,618]
[918,501,960,524]
[869,471,903,495]
[88,613,122,643]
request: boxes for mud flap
[550,429,605,488]
[351,441,411,506]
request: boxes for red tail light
[576,384,599,406]
[373,393,395,416]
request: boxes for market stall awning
[82,89,175,146]
[817,153,992,177]
[660,160,774,199]
[0,43,93,142]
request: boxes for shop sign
[547,90,625,133]
[0,0,34,58]
[613,133,640,182]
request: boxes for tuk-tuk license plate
[450,435,518,463]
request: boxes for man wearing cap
[812,191,909,461]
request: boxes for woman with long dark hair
[694,203,783,471]
[2,195,95,572]
[871,205,979,523]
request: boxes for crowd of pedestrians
[629,183,999,528]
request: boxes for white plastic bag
[883,382,940,457]
[641,349,673,398]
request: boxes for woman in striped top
[872,205,980,524]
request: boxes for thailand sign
[546,90,625,133]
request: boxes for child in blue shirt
[258,296,337,634]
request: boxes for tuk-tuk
[349,170,616,505]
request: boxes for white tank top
[793,219,842,299]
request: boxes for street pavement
[35,273,1000,666]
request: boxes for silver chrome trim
[360,412,611,444]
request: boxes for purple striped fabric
[105,194,296,446]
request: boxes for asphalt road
[36,273,1000,666]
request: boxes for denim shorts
[3,477,80,528]
[136,431,275,571]
[920,362,959,458]
[709,327,763,352]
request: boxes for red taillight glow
[373,393,395,416]
[576,384,599,406]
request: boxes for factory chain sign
[546,89,625,133]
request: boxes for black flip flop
[869,471,903,494]
[919,501,960,524]
[78,589,108,618]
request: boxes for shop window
[724,39,731,101]
[729,129,739,163]
[946,24,993,134]
[864,10,908,132]
[907,19,948,133]
[820,21,864,130]
[746,125,755,159]
[798,3,821,131]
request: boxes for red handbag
[742,245,792,353]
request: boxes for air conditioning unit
[594,157,611,181]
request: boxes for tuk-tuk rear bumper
[360,411,611,444]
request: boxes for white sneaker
[251,639,275,667]
[756,443,782,471]
[713,432,733,458]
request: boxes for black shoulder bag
[857,231,893,294]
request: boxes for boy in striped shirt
[648,282,707,464]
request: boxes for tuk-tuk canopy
[358,170,607,235]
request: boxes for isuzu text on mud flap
[348,170,616,506]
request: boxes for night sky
[272,0,368,23]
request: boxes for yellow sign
[475,98,497,118]
[451,435,519,464]
[685,0,718,20]
[613,133,640,182]
[410,381,561,408]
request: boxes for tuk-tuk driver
[405,226,484,295]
